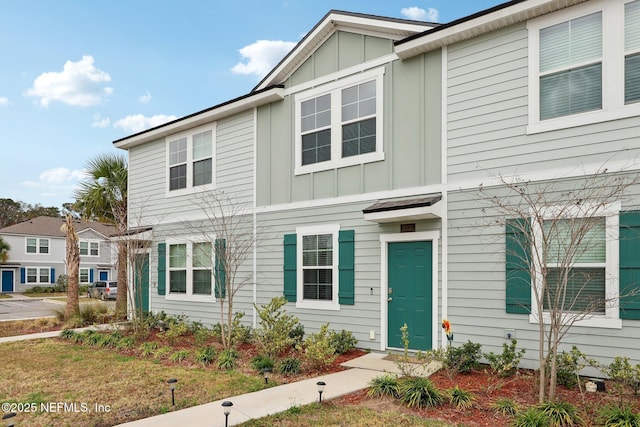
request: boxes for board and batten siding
[128,110,255,226]
[446,22,640,186]
[446,179,640,367]
[256,32,442,208]
[256,201,442,351]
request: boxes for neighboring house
[115,0,640,367]
[0,216,117,293]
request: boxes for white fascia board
[395,0,588,59]
[255,12,432,92]
[113,87,284,150]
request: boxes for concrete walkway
[116,353,440,427]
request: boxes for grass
[0,339,267,426]
[0,318,62,337]
[0,293,11,299]
[238,402,452,426]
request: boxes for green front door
[387,241,432,350]
[134,254,150,313]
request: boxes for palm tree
[0,237,10,263]
[61,215,80,319]
[74,153,128,318]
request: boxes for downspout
[252,107,258,329]
[440,45,449,349]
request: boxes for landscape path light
[262,367,271,384]
[316,381,326,403]
[167,378,177,406]
[221,401,233,427]
[2,412,16,427]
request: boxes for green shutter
[506,218,532,314]
[338,230,355,305]
[620,211,640,320]
[215,239,226,299]
[157,243,166,296]
[283,234,297,302]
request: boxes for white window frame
[25,237,49,254]
[79,268,91,284]
[165,123,216,197]
[79,240,100,257]
[295,224,340,311]
[294,68,384,175]
[529,201,621,329]
[164,238,216,302]
[26,267,51,284]
[527,0,640,134]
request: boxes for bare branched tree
[480,169,639,402]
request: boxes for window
[79,241,99,257]
[166,124,215,195]
[167,241,217,298]
[294,68,384,175]
[26,238,49,254]
[282,225,355,310]
[26,267,51,284]
[528,0,640,133]
[505,202,623,328]
[80,268,90,284]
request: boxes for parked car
[87,281,117,300]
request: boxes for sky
[0,0,505,209]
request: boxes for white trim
[165,122,217,198]
[252,106,258,329]
[25,266,52,284]
[294,68,385,176]
[295,223,341,311]
[440,45,449,350]
[0,269,15,292]
[79,240,100,257]
[380,231,440,352]
[527,0,640,134]
[163,237,217,302]
[25,237,49,255]
[528,201,622,329]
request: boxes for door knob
[387,297,392,302]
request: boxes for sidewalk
[116,353,440,427]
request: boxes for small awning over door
[363,194,442,223]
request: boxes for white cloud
[0,97,10,106]
[23,167,85,189]
[25,55,113,107]
[91,113,111,128]
[139,91,151,104]
[231,40,296,77]
[113,114,177,133]
[401,6,439,22]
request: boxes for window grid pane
[544,267,605,313]
[301,94,331,133]
[625,53,640,104]
[170,270,187,293]
[27,268,37,283]
[301,130,331,166]
[39,239,49,254]
[544,218,605,264]
[193,270,212,295]
[193,130,212,159]
[540,63,602,120]
[193,158,212,186]
[342,118,376,157]
[80,269,89,283]
[26,238,36,253]
[170,164,187,190]
[169,138,187,165]
[39,268,49,283]
[90,242,99,256]
[169,244,187,268]
[341,81,376,122]
[192,242,212,268]
[626,0,640,52]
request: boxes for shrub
[398,377,443,408]
[161,321,189,344]
[60,329,76,340]
[491,398,518,416]
[513,407,550,427]
[484,339,525,377]
[194,346,217,365]
[447,385,475,410]
[329,329,357,354]
[277,357,301,375]
[97,333,120,348]
[251,355,275,372]
[169,350,190,363]
[254,297,302,357]
[605,356,640,396]
[193,326,214,346]
[367,375,399,398]
[289,324,305,346]
[231,312,252,346]
[216,349,238,370]
[116,337,135,350]
[153,346,173,359]
[447,341,482,374]
[301,323,336,370]
[598,403,640,427]
[138,341,158,357]
[537,401,583,427]
[552,346,599,389]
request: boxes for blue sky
[0,0,504,209]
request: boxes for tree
[61,215,80,319]
[182,190,260,349]
[73,153,128,318]
[0,198,60,228]
[481,170,639,402]
[0,237,10,263]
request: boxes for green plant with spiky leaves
[598,403,640,427]
[537,401,584,427]
[446,385,475,410]
[398,377,443,408]
[513,407,550,427]
[491,398,519,416]
[367,374,400,398]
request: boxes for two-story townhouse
[0,216,117,293]
[116,0,640,365]
[395,0,640,366]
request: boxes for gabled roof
[0,216,117,238]
[253,10,436,92]
[395,0,589,59]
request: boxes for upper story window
[79,241,99,257]
[528,0,640,133]
[294,68,384,175]
[166,124,215,196]
[26,238,49,254]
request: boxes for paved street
[0,298,60,321]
